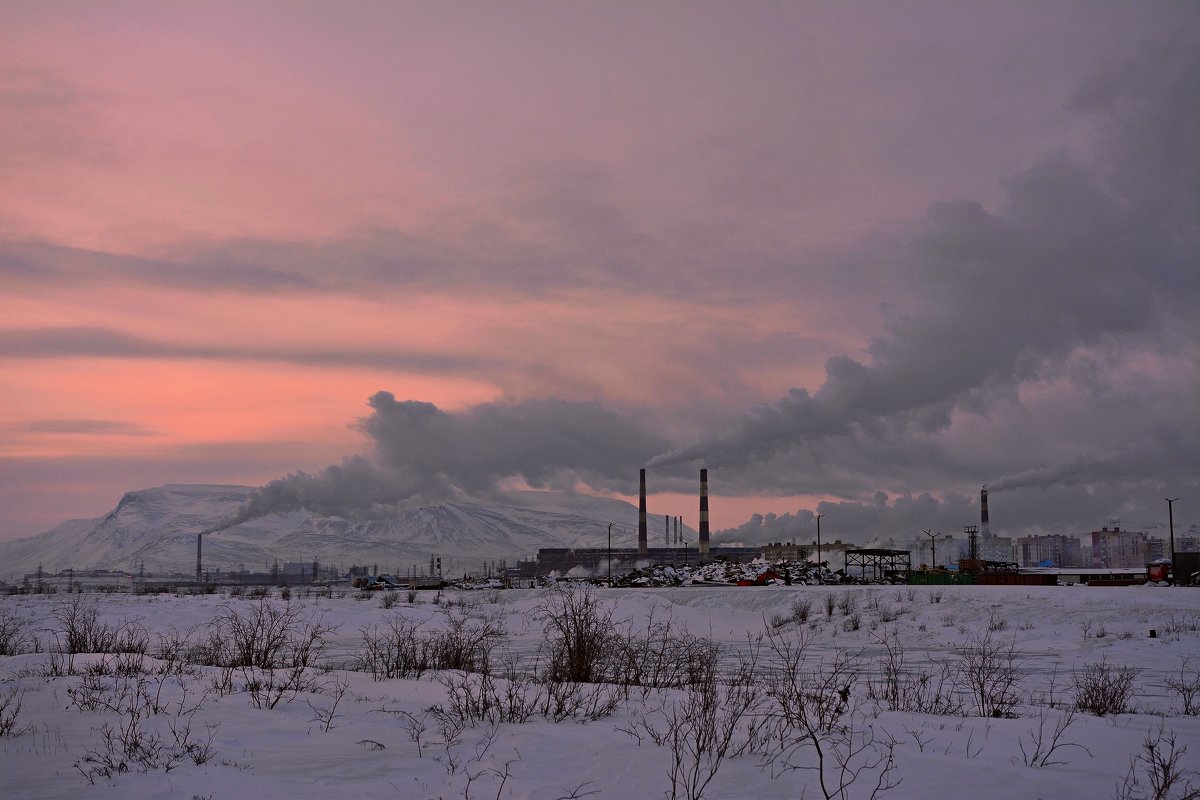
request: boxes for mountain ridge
[0,484,690,579]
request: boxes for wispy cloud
[19,419,155,436]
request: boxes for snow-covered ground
[2,584,1198,799]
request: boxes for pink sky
[2,2,1196,541]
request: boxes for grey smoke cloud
[713,492,977,548]
[651,45,1199,488]
[219,43,1198,540]
[987,439,1200,494]
[216,391,671,529]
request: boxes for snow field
[1,584,1198,799]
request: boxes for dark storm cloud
[216,390,671,527]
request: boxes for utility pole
[1166,497,1180,584]
[923,529,941,569]
[816,514,825,566]
[607,522,615,587]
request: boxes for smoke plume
[211,391,669,530]
[651,45,1199,495]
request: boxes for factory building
[1016,533,1084,567]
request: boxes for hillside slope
[0,485,688,578]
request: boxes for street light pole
[608,522,615,587]
[816,514,825,566]
[1166,498,1179,584]
[923,529,941,569]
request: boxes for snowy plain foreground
[1,584,1198,800]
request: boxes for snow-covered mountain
[0,484,684,579]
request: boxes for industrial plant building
[1015,533,1084,567]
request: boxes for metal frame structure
[844,548,912,582]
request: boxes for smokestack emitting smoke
[638,468,647,555]
[980,486,990,539]
[699,469,710,556]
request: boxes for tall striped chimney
[665,514,670,547]
[638,468,648,555]
[699,469,710,556]
[980,486,991,539]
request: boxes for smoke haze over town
[1,2,1197,545]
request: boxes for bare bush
[180,598,335,709]
[1160,613,1200,641]
[661,678,766,799]
[824,593,837,619]
[1016,707,1092,768]
[152,626,205,677]
[618,645,771,800]
[866,633,964,715]
[0,609,37,655]
[206,597,333,670]
[611,608,721,691]
[0,687,33,736]
[432,608,507,674]
[760,628,899,799]
[433,671,622,728]
[837,592,858,616]
[49,597,148,673]
[955,629,1021,718]
[380,591,401,609]
[307,676,350,732]
[71,675,216,783]
[1072,658,1138,716]
[1164,656,1200,716]
[791,597,813,624]
[357,616,430,680]
[537,583,619,684]
[1114,723,1199,800]
[242,664,318,709]
[874,605,902,624]
[356,609,507,681]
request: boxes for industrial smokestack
[195,534,202,585]
[699,469,710,556]
[665,514,670,547]
[638,469,648,555]
[980,486,991,539]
